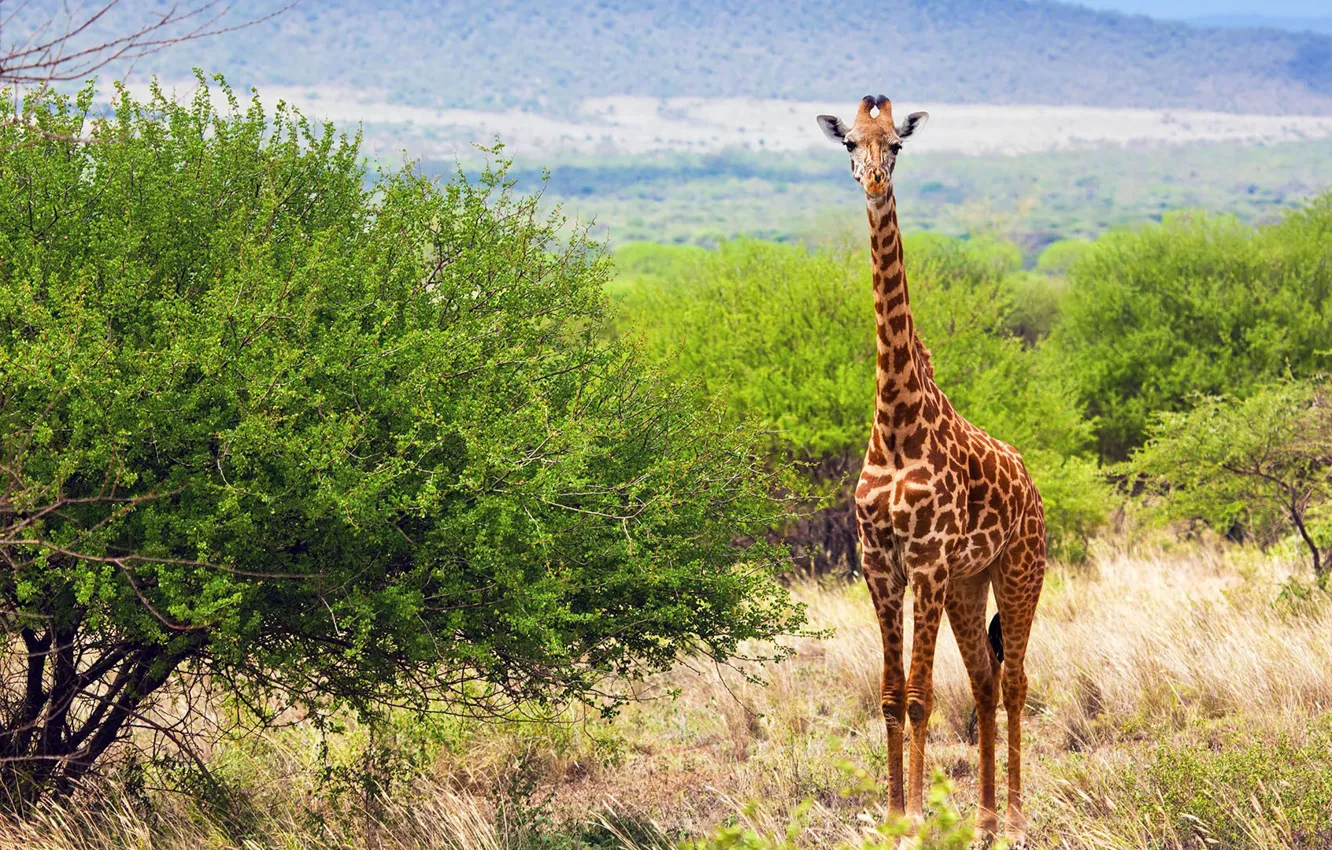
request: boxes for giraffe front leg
[863,556,907,813]
[905,561,946,821]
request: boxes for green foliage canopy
[0,79,803,797]
[1053,206,1332,460]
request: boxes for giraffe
[815,96,1047,845]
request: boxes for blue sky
[1076,0,1329,16]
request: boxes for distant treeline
[433,139,1332,255]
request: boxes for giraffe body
[817,96,1046,845]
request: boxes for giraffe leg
[905,563,946,820]
[944,573,999,839]
[991,534,1046,846]
[864,560,907,813]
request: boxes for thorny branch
[0,0,298,146]
[0,1,298,86]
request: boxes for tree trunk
[0,630,194,806]
[1289,505,1323,582]
[767,451,862,577]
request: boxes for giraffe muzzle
[864,167,889,196]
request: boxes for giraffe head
[816,95,928,199]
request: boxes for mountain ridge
[1187,14,1332,35]
[25,0,1332,115]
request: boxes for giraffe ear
[896,111,929,141]
[816,114,849,144]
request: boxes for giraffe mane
[913,335,934,380]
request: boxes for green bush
[602,241,711,304]
[1034,239,1093,276]
[1052,204,1332,460]
[1129,380,1332,581]
[613,239,871,459]
[1003,243,1079,345]
[1130,725,1332,848]
[613,236,1111,559]
[0,78,804,800]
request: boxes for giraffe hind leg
[991,533,1046,847]
[945,573,999,838]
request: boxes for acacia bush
[1130,380,1332,581]
[1052,204,1332,460]
[614,237,1109,563]
[0,78,804,801]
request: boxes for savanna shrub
[1129,379,1332,581]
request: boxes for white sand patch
[124,83,1332,158]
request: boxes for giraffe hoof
[968,831,997,850]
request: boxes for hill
[26,0,1332,115]
[1189,14,1332,35]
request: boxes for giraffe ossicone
[816,96,1047,846]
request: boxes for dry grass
[2,538,1330,849]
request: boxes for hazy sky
[1076,0,1329,16]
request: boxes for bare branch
[0,1,298,88]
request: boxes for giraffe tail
[989,613,1004,704]
[988,613,1004,663]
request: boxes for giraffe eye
[844,140,857,152]
[888,142,902,155]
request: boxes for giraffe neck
[866,191,928,461]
